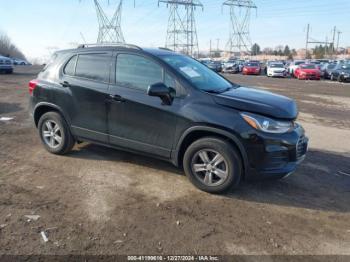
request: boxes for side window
[64,55,77,76]
[164,72,176,89]
[75,54,110,82]
[116,54,163,91]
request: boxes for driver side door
[107,53,181,158]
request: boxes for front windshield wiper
[204,87,233,94]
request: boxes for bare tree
[0,32,26,59]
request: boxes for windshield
[300,64,316,69]
[245,63,259,67]
[295,61,305,65]
[341,64,350,70]
[270,64,284,68]
[160,55,233,92]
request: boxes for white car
[267,63,287,77]
[288,60,305,75]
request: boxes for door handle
[60,81,70,88]
[108,94,125,102]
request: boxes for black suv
[29,44,308,193]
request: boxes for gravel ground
[0,67,349,256]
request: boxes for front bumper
[298,74,320,80]
[242,124,308,180]
[268,71,286,77]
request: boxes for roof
[56,44,177,57]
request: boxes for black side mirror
[147,82,174,105]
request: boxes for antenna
[159,0,203,57]
[222,0,257,55]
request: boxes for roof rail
[158,47,174,52]
[77,43,142,50]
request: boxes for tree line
[0,32,26,59]
[251,43,296,59]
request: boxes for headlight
[240,112,294,134]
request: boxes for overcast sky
[1,0,349,60]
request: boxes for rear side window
[64,55,77,76]
[116,54,163,91]
[75,54,110,82]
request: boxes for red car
[294,64,321,80]
[242,62,261,75]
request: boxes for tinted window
[64,55,77,76]
[75,54,110,82]
[164,72,176,89]
[116,54,163,91]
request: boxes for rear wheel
[183,137,242,194]
[38,112,75,155]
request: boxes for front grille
[296,136,308,159]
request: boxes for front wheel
[38,112,75,155]
[183,137,242,194]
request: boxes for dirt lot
[0,66,350,256]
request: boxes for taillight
[29,79,38,95]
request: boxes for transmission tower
[159,0,203,57]
[223,0,257,54]
[94,0,125,43]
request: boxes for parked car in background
[0,55,14,74]
[330,63,350,82]
[267,63,287,77]
[242,62,261,75]
[206,61,222,72]
[288,60,305,76]
[294,64,321,80]
[222,61,239,74]
[13,58,30,65]
[237,60,245,72]
[320,63,337,79]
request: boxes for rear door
[60,52,112,143]
[107,52,181,158]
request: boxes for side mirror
[147,82,174,105]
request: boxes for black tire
[338,75,343,82]
[38,112,75,155]
[183,137,242,194]
[330,74,335,81]
[7,69,13,74]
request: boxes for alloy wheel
[42,120,62,149]
[191,149,229,187]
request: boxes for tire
[330,74,335,81]
[338,75,343,82]
[183,137,242,194]
[6,69,13,74]
[38,112,75,155]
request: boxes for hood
[213,87,298,120]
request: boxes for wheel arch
[33,102,71,127]
[172,126,249,178]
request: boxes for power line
[222,0,257,54]
[158,0,203,57]
[94,0,125,43]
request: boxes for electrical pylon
[159,0,203,57]
[94,0,125,43]
[222,0,257,54]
